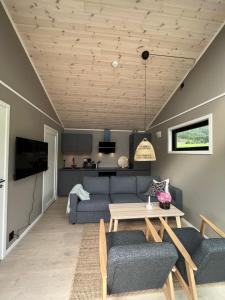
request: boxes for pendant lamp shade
[134,138,156,161]
[134,50,156,162]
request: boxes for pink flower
[156,191,172,203]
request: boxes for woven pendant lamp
[134,138,156,161]
[134,51,156,161]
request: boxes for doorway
[42,125,58,212]
[0,100,10,259]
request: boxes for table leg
[176,216,182,228]
[145,225,149,241]
[113,219,118,232]
[159,217,166,239]
[109,218,113,232]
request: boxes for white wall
[63,130,130,168]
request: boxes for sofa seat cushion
[77,194,110,212]
[137,194,158,202]
[106,230,147,253]
[110,194,142,203]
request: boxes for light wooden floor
[0,198,225,300]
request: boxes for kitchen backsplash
[62,130,130,168]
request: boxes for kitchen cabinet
[62,133,92,154]
[129,133,152,170]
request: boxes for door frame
[0,100,10,260]
[42,125,58,213]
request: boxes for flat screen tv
[14,137,48,180]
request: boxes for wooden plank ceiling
[4,0,225,130]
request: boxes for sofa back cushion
[83,176,109,194]
[136,176,160,194]
[110,176,136,194]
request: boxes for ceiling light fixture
[111,60,119,68]
[134,50,156,161]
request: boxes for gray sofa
[69,176,182,224]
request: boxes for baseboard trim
[182,217,208,238]
[5,213,43,257]
[182,217,197,229]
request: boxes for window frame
[168,114,213,155]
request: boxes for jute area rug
[69,220,174,300]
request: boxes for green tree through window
[176,125,209,148]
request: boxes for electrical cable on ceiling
[150,52,196,62]
[141,50,196,131]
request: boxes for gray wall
[0,4,59,122]
[0,3,62,248]
[63,130,130,168]
[150,26,225,232]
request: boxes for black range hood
[98,129,116,153]
[99,141,116,154]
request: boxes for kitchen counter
[61,167,150,171]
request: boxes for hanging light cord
[144,60,147,131]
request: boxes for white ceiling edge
[1,0,64,128]
[146,19,225,130]
[64,128,145,133]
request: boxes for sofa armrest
[69,193,79,224]
[169,185,183,211]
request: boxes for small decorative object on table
[157,191,171,209]
[146,194,153,210]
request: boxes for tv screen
[15,137,48,180]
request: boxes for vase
[159,202,170,210]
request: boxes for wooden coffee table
[108,202,184,232]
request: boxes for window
[168,115,212,154]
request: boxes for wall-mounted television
[14,137,48,180]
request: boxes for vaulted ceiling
[4,0,225,129]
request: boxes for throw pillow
[148,179,170,197]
